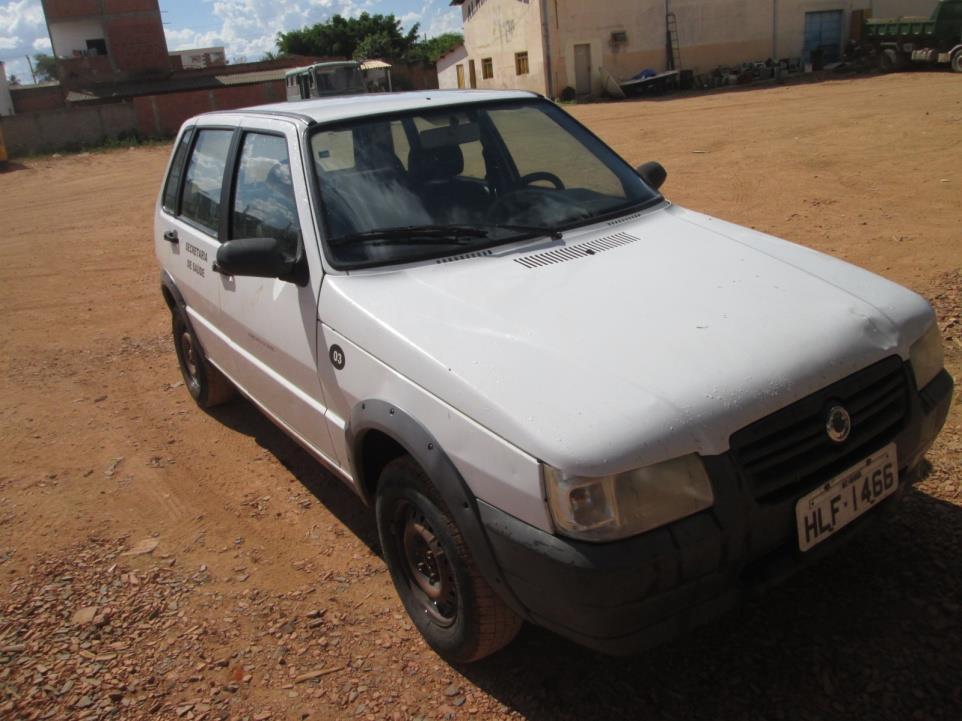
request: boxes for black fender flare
[347,399,527,618]
[161,271,211,361]
[161,270,186,311]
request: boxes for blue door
[804,10,844,63]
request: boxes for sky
[0,0,463,85]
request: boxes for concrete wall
[0,102,137,156]
[450,0,549,94]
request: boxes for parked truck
[864,0,962,72]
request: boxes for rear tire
[879,48,903,73]
[952,50,962,74]
[375,456,522,663]
[172,311,234,408]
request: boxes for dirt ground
[1,72,960,721]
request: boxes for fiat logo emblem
[825,405,852,443]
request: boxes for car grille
[730,356,910,503]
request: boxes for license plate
[796,443,898,552]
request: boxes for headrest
[408,144,465,183]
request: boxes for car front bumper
[478,367,954,655]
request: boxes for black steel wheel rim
[179,330,201,389]
[395,499,458,627]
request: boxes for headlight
[544,454,714,543]
[910,322,944,390]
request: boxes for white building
[170,47,227,69]
[439,0,940,97]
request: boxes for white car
[154,90,952,662]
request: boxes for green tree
[33,53,58,82]
[277,13,419,61]
[407,33,463,63]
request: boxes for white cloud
[0,0,48,84]
[424,9,461,38]
[0,0,44,36]
[165,0,367,62]
[396,0,462,37]
[32,36,51,51]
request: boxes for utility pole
[25,54,37,84]
[772,0,779,60]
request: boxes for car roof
[205,90,539,126]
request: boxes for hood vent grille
[607,212,645,226]
[514,232,639,269]
[436,249,494,264]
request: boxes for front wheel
[375,456,522,663]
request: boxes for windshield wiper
[481,223,564,240]
[333,225,490,245]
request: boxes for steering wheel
[488,187,591,225]
[519,171,565,190]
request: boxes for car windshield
[310,99,661,268]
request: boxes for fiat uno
[155,90,952,662]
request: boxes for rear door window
[162,128,193,213]
[230,133,301,254]
[180,129,233,234]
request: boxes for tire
[172,310,234,408]
[375,456,522,663]
[952,50,962,74]
[879,49,898,72]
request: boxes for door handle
[163,229,179,244]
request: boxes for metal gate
[804,10,844,64]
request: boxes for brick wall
[134,81,287,138]
[42,0,100,20]
[389,62,440,91]
[58,56,114,86]
[11,85,66,113]
[103,0,163,12]
[105,15,170,77]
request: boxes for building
[439,0,939,97]
[42,0,171,89]
[169,47,228,70]
[0,62,14,117]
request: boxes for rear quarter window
[161,128,193,213]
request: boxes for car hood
[320,204,934,476]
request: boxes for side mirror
[214,237,296,279]
[637,161,667,191]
